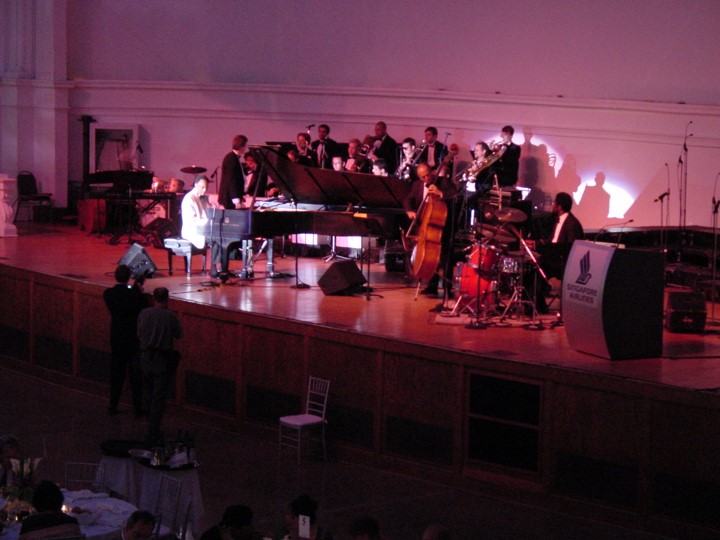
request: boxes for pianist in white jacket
[181,175,222,277]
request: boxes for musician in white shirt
[181,176,222,277]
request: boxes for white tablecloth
[1,490,136,540]
[99,455,203,535]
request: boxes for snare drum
[466,243,501,278]
[500,256,521,275]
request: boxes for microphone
[444,132,452,136]
[654,191,669,202]
[305,124,315,130]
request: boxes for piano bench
[163,237,207,276]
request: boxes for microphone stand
[289,199,310,290]
[710,172,720,326]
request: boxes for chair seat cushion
[279,414,324,427]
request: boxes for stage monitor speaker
[118,242,158,278]
[143,218,178,249]
[318,260,366,295]
[665,291,706,333]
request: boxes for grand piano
[201,146,411,276]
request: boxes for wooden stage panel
[552,384,643,463]
[0,272,31,361]
[307,339,379,449]
[33,281,74,374]
[6,225,720,530]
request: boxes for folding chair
[64,461,105,492]
[278,376,330,463]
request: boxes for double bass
[403,160,455,283]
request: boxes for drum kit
[449,205,548,328]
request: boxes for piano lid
[254,146,410,210]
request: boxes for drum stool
[163,237,207,276]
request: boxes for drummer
[526,191,584,312]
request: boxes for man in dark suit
[369,121,398,174]
[403,163,460,303]
[530,191,584,312]
[103,264,148,417]
[417,126,448,172]
[310,124,340,169]
[491,125,521,187]
[219,134,248,209]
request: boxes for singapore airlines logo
[575,251,592,285]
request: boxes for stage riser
[3,267,720,532]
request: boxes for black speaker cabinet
[118,243,158,278]
[666,291,706,333]
[143,218,179,249]
[318,260,366,295]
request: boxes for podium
[563,240,664,360]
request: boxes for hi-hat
[478,224,515,244]
[180,165,207,174]
[494,207,527,223]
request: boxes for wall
[3,1,720,228]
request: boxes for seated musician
[403,163,459,302]
[242,152,279,205]
[396,138,419,182]
[344,138,371,173]
[331,156,344,172]
[294,133,317,167]
[527,191,584,313]
[180,175,223,277]
[417,127,448,172]
[372,159,390,177]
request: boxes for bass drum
[455,262,496,303]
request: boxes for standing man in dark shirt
[368,121,398,174]
[310,124,340,169]
[219,135,248,209]
[103,264,147,417]
[137,287,183,445]
[490,125,521,187]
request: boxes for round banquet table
[1,490,136,540]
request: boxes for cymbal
[494,207,527,223]
[478,224,515,244]
[180,165,207,174]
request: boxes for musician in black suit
[219,135,248,209]
[491,125,521,187]
[403,163,460,301]
[294,132,317,167]
[417,127,448,172]
[242,152,277,200]
[310,124,341,169]
[368,121,398,174]
[528,191,584,312]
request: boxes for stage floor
[3,222,720,394]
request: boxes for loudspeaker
[318,260,366,295]
[666,291,706,333]
[142,218,179,249]
[118,243,158,278]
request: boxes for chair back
[17,171,39,196]
[64,461,105,492]
[155,474,183,533]
[305,376,330,419]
